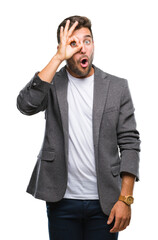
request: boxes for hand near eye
[37,20,82,83]
[56,20,82,61]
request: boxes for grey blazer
[17,65,140,216]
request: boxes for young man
[17,16,141,240]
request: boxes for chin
[67,60,93,78]
[78,65,92,77]
[81,70,90,77]
[76,70,89,78]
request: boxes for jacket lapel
[54,65,110,165]
[92,66,110,160]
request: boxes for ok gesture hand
[56,20,82,61]
[38,20,82,83]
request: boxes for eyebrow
[83,35,92,39]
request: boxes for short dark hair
[57,15,93,44]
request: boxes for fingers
[71,44,82,55]
[62,20,78,38]
[58,20,80,60]
[68,36,82,53]
[64,19,70,35]
[60,26,63,41]
[68,36,80,46]
[107,209,115,225]
[110,217,121,233]
[107,201,131,233]
[68,21,78,37]
[110,215,131,233]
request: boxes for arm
[17,73,51,115]
[107,173,135,233]
[117,81,141,180]
[107,81,141,232]
[17,20,82,115]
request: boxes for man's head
[57,16,94,78]
[57,16,93,44]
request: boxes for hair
[57,15,93,44]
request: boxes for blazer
[17,65,141,216]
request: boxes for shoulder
[94,65,128,88]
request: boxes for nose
[80,42,86,54]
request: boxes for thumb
[72,44,82,54]
[107,209,115,225]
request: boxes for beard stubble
[66,53,94,78]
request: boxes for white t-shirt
[63,70,99,199]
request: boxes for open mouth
[80,58,88,68]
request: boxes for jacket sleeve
[117,80,141,181]
[17,73,52,115]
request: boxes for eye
[70,41,76,47]
[84,39,91,45]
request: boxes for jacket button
[32,82,37,87]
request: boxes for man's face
[66,27,94,78]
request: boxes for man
[17,16,141,240]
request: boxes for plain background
[1,0,158,239]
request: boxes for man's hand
[56,19,82,61]
[38,19,82,83]
[107,201,131,233]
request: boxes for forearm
[38,54,63,83]
[108,172,134,233]
[117,81,140,180]
[17,54,62,115]
[17,74,51,115]
[120,173,135,196]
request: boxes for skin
[108,173,135,233]
[65,27,94,78]
[37,20,136,233]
